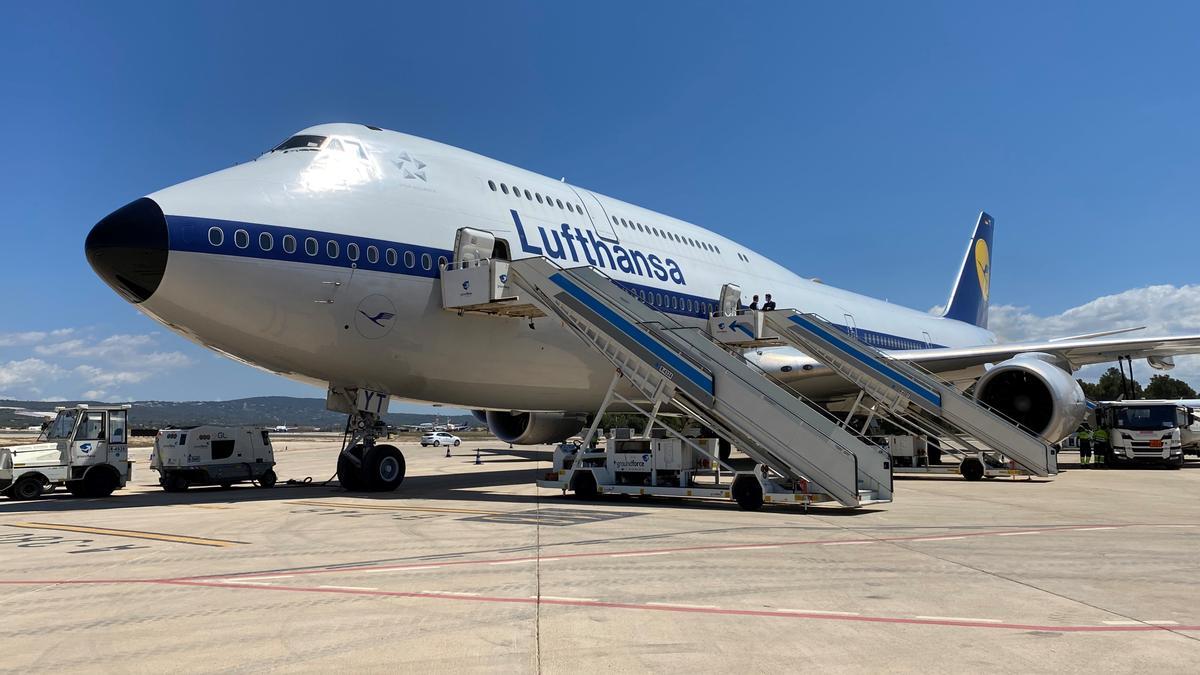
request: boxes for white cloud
[0,328,73,347]
[0,358,66,389]
[988,284,1200,389]
[0,330,192,401]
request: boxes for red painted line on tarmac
[158,578,1200,633]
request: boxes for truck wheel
[9,475,44,500]
[960,458,985,481]
[718,439,732,461]
[732,476,764,511]
[338,445,368,492]
[258,469,278,488]
[80,467,119,497]
[1167,456,1184,470]
[364,445,405,491]
[161,474,189,492]
[571,471,598,499]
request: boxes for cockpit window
[271,135,327,152]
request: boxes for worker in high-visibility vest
[1077,425,1093,467]
[1092,427,1110,468]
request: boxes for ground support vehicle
[151,425,277,491]
[0,404,132,500]
[1096,400,1194,469]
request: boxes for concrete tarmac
[1,438,1198,673]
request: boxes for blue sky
[2,1,1198,406]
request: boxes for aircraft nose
[85,197,169,304]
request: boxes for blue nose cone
[85,197,168,304]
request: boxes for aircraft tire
[338,445,368,492]
[363,445,405,491]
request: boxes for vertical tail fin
[942,211,994,329]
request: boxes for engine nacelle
[485,411,588,445]
[974,353,1088,443]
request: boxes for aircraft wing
[892,334,1200,381]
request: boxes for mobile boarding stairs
[440,231,1054,509]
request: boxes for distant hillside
[0,397,475,431]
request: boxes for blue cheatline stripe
[788,314,942,409]
[165,213,946,350]
[549,272,714,396]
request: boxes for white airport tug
[151,426,277,491]
[0,404,133,500]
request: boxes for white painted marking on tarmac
[647,602,720,609]
[224,580,277,585]
[915,615,1003,623]
[1102,620,1144,626]
[535,595,600,602]
[822,541,870,546]
[1075,527,1118,531]
[777,608,860,616]
[362,566,438,573]
[318,585,378,591]
[1146,620,1179,625]
[489,558,561,565]
[1150,524,1196,528]
[913,536,966,541]
[721,545,781,550]
[996,531,1041,536]
[423,591,480,596]
[610,551,672,558]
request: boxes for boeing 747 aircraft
[85,123,1200,491]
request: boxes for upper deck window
[271,135,326,153]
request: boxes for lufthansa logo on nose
[354,294,398,339]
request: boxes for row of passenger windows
[487,178,724,257]
[207,227,447,271]
[487,180,584,214]
[623,285,714,316]
[608,215,721,254]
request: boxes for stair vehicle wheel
[960,458,985,481]
[718,439,732,461]
[259,469,278,487]
[81,466,119,497]
[363,445,405,491]
[161,474,189,493]
[338,445,368,491]
[571,471,598,499]
[9,475,44,500]
[732,476,764,511]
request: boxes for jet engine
[973,353,1088,443]
[484,411,588,445]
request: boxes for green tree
[1082,367,1143,401]
[1143,374,1197,399]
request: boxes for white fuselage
[132,123,994,412]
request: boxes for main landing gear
[336,410,406,492]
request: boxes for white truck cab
[1097,400,1194,468]
[0,404,133,499]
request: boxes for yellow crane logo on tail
[974,238,990,300]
